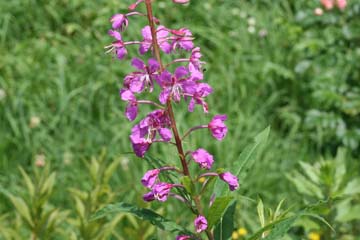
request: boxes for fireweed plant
[106,0,239,239]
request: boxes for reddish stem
[144,2,213,239]
[144,0,189,176]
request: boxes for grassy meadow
[0,0,359,239]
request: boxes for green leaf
[262,216,298,240]
[207,196,234,229]
[8,195,33,227]
[299,161,320,184]
[247,216,298,240]
[90,202,190,234]
[257,198,265,228]
[343,178,360,195]
[286,171,323,199]
[213,126,270,197]
[214,200,236,240]
[336,199,360,222]
[180,176,195,196]
[18,167,35,198]
[248,200,335,240]
[104,158,121,183]
[40,172,56,195]
[74,196,85,219]
[334,148,346,192]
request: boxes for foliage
[288,148,360,239]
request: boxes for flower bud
[153,183,173,202]
[35,154,46,167]
[143,191,155,202]
[173,0,190,4]
[176,236,191,240]
[194,215,207,233]
[191,148,214,170]
[141,169,160,188]
[219,172,239,191]
[208,114,228,141]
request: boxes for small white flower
[121,157,129,170]
[0,89,6,101]
[314,8,324,16]
[30,116,41,128]
[240,11,247,19]
[247,17,256,26]
[231,8,240,16]
[63,152,73,165]
[247,26,256,34]
[204,3,212,10]
[158,2,166,9]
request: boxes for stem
[144,0,189,176]
[197,172,219,180]
[194,196,214,240]
[144,2,213,239]
[137,100,164,109]
[167,102,190,175]
[182,125,208,140]
[144,1,164,71]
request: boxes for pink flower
[153,182,173,202]
[130,109,172,157]
[189,47,204,70]
[124,58,160,93]
[187,83,213,113]
[171,28,194,51]
[157,67,196,104]
[219,172,239,191]
[141,169,160,188]
[140,25,171,54]
[208,114,228,141]
[191,148,214,170]
[120,89,138,121]
[110,14,128,31]
[176,236,191,240]
[173,0,190,4]
[336,0,347,10]
[128,0,144,10]
[321,0,334,10]
[143,191,155,202]
[106,30,128,59]
[194,215,207,233]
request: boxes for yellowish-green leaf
[40,172,56,195]
[19,167,35,198]
[74,196,86,219]
[9,195,33,227]
[257,198,265,227]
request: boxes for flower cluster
[315,0,347,16]
[322,0,347,10]
[107,1,239,239]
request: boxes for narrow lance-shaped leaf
[207,196,234,229]
[213,126,270,197]
[214,200,236,240]
[90,202,191,234]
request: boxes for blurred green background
[0,0,359,239]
